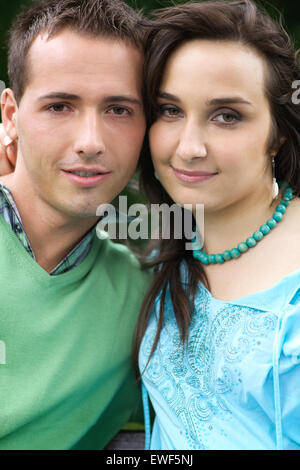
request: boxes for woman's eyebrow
[206,97,253,106]
[158,92,253,107]
[158,91,181,102]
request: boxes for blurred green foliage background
[1,0,300,88]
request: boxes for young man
[0,0,151,450]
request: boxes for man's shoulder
[94,235,153,282]
[95,234,138,265]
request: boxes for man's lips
[61,167,112,187]
[63,167,111,175]
[171,166,218,183]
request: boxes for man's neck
[1,174,99,273]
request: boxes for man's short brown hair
[8,0,145,103]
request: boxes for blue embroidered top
[140,266,300,450]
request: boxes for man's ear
[1,89,18,143]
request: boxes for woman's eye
[212,112,240,124]
[159,105,183,118]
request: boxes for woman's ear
[279,136,287,146]
[1,89,18,143]
[271,135,287,157]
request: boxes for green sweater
[0,217,151,450]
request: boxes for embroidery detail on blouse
[141,287,277,449]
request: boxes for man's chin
[65,208,101,220]
[50,200,102,221]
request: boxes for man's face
[12,29,146,219]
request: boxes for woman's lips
[171,166,218,183]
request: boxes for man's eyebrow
[38,93,142,105]
[102,95,142,105]
[207,97,253,106]
[38,92,81,101]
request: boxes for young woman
[134,0,300,450]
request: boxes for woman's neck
[198,185,281,255]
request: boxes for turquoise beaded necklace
[193,184,293,265]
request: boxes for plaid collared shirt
[0,182,94,275]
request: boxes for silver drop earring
[154,171,160,181]
[272,157,279,200]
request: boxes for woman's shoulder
[199,197,300,303]
[286,196,300,223]
[266,195,300,268]
[279,195,300,255]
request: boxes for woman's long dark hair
[133,0,300,372]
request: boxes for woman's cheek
[150,123,176,162]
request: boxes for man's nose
[175,119,207,162]
[73,111,105,158]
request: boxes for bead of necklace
[193,185,293,265]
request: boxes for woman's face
[149,40,275,212]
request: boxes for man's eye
[47,103,70,113]
[108,106,130,116]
